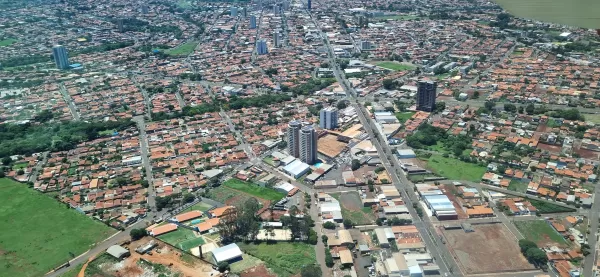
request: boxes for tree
[484,101,495,111]
[325,249,334,267]
[308,229,318,245]
[518,106,524,114]
[343,219,354,229]
[16,169,24,175]
[301,264,322,277]
[518,239,537,253]
[382,79,396,90]
[130,228,147,241]
[472,91,480,99]
[351,159,361,171]
[526,103,535,115]
[434,101,446,113]
[336,100,348,110]
[183,193,195,203]
[217,261,230,272]
[322,234,329,244]
[323,221,336,229]
[526,247,548,267]
[504,103,517,113]
[1,156,11,165]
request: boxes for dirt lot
[240,264,277,277]
[537,143,562,154]
[84,237,216,277]
[331,192,375,225]
[441,223,535,275]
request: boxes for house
[172,210,203,223]
[106,245,130,259]
[211,243,243,264]
[339,249,354,265]
[148,223,178,236]
[195,217,221,234]
[209,206,235,218]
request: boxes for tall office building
[319,107,338,130]
[249,15,257,29]
[257,39,268,55]
[273,5,280,14]
[299,126,318,165]
[273,31,280,48]
[307,0,311,10]
[230,6,238,17]
[416,80,437,112]
[282,1,289,11]
[117,18,125,32]
[52,45,70,70]
[141,5,149,14]
[242,7,248,17]
[287,120,302,158]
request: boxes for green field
[84,253,119,277]
[58,263,83,277]
[330,192,375,225]
[514,220,567,247]
[395,112,415,123]
[0,178,115,277]
[164,41,198,56]
[230,254,264,274]
[239,242,316,277]
[223,179,285,202]
[180,202,214,213]
[375,61,415,71]
[528,199,576,213]
[157,228,204,251]
[423,154,486,182]
[493,0,600,29]
[0,38,16,47]
[508,180,528,193]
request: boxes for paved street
[58,83,80,120]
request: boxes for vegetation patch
[0,178,115,277]
[157,228,204,251]
[528,199,576,213]
[223,179,285,202]
[493,0,599,29]
[508,180,528,193]
[0,38,16,47]
[395,112,415,123]
[422,154,486,182]
[330,192,375,225]
[164,41,198,56]
[238,242,316,277]
[375,61,415,71]
[514,220,568,247]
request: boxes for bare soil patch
[240,264,277,277]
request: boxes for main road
[306,9,462,277]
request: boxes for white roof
[106,245,129,258]
[212,243,243,263]
[283,160,310,176]
[275,182,295,192]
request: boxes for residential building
[230,6,238,17]
[307,0,311,10]
[250,15,257,29]
[273,31,280,48]
[361,40,372,51]
[52,45,69,70]
[257,39,268,55]
[416,80,436,112]
[117,18,124,32]
[287,120,302,158]
[300,125,318,165]
[319,107,338,130]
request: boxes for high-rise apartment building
[273,31,280,48]
[230,6,238,17]
[319,107,338,130]
[52,45,70,70]
[416,80,437,112]
[249,15,257,29]
[307,0,311,10]
[287,120,302,158]
[300,126,318,165]
[257,39,268,55]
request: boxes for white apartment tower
[319,107,338,130]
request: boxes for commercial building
[300,125,318,165]
[106,245,130,260]
[52,45,70,70]
[360,40,372,51]
[416,80,436,112]
[287,120,302,158]
[319,107,338,130]
[249,15,257,29]
[211,243,243,264]
[257,39,268,55]
[283,159,310,178]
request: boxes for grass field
[514,220,568,247]
[230,254,264,274]
[375,61,415,71]
[528,199,576,213]
[223,179,285,202]
[238,242,316,277]
[508,180,528,193]
[59,263,83,277]
[330,192,375,225]
[180,202,213,213]
[0,178,115,277]
[493,0,600,29]
[164,41,198,56]
[157,228,204,251]
[395,112,415,123]
[423,154,486,182]
[0,38,16,47]
[84,253,119,277]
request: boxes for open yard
[180,202,214,213]
[238,242,316,277]
[508,180,528,193]
[0,178,115,277]
[514,220,568,247]
[330,191,375,225]
[494,0,599,29]
[375,61,415,71]
[395,112,415,123]
[441,223,535,275]
[223,179,285,202]
[164,41,198,56]
[528,199,576,213]
[157,228,205,252]
[422,154,486,182]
